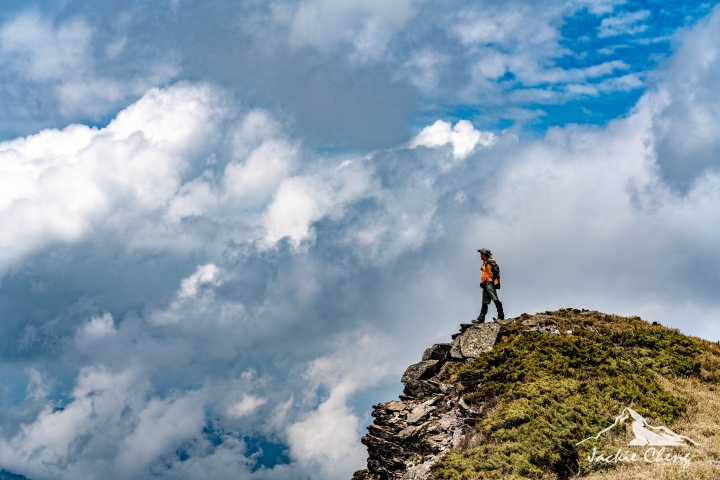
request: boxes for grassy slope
[432,309,720,480]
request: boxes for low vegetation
[432,309,720,480]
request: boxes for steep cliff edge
[353,309,720,480]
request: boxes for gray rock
[459,323,502,358]
[397,424,422,440]
[521,314,555,326]
[449,323,502,361]
[402,455,440,480]
[422,343,452,361]
[360,321,501,480]
[401,360,439,384]
[457,397,480,415]
[385,401,406,411]
[406,397,440,424]
[407,405,436,424]
[438,411,463,432]
[529,324,561,335]
[449,336,463,360]
[451,428,465,448]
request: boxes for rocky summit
[353,309,720,480]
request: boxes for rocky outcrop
[450,322,500,360]
[356,309,720,480]
[359,322,503,480]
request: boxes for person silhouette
[474,248,504,323]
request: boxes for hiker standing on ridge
[474,248,504,323]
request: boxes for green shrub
[433,311,697,480]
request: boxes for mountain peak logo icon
[577,407,700,447]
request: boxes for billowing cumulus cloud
[0,3,719,480]
[410,120,496,159]
[0,77,496,478]
[0,83,222,275]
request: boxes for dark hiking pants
[482,283,499,304]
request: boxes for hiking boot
[473,304,488,324]
[494,300,505,320]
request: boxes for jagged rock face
[362,383,469,480]
[360,322,502,480]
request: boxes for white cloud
[410,120,496,159]
[74,313,119,355]
[224,139,296,204]
[227,395,268,418]
[397,49,449,92]
[453,6,558,46]
[116,389,207,475]
[1,9,720,479]
[24,368,51,403]
[179,264,222,298]
[0,13,91,82]
[82,312,116,338]
[575,0,625,15]
[286,382,365,479]
[0,367,207,480]
[262,159,374,248]
[444,1,648,107]
[232,109,284,157]
[107,84,222,156]
[650,5,720,188]
[151,263,245,329]
[0,12,177,117]
[289,0,419,61]
[286,332,393,479]
[452,3,565,87]
[165,177,218,223]
[599,10,651,38]
[0,83,222,275]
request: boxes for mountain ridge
[353,309,720,480]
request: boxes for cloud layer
[0,0,709,143]
[0,3,719,480]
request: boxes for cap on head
[478,248,492,257]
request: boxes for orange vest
[481,258,500,287]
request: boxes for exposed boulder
[448,323,501,362]
[457,323,501,358]
[421,343,452,361]
[401,360,439,383]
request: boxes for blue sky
[0,1,719,479]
